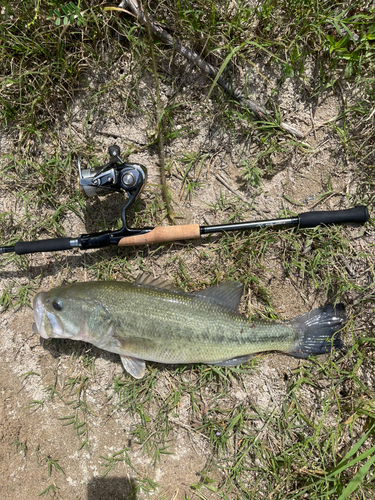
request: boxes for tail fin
[289,304,345,358]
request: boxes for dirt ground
[0,6,374,500]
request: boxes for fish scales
[77,283,297,362]
[33,274,346,378]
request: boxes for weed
[99,446,133,477]
[14,437,27,456]
[241,160,263,188]
[18,371,40,382]
[48,2,85,28]
[57,373,93,449]
[35,446,65,477]
[178,151,209,199]
[26,400,45,410]
[38,483,59,497]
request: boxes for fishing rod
[0,146,370,255]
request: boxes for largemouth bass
[33,273,345,379]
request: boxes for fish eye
[52,299,63,311]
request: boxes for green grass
[1,0,374,499]
[35,443,65,476]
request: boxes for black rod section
[200,217,298,235]
[0,245,15,254]
[14,238,77,255]
[200,206,369,235]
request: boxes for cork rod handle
[118,224,201,246]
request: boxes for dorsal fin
[193,282,244,312]
[134,272,180,292]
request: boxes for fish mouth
[33,292,63,339]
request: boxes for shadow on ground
[87,477,137,500]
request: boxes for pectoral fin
[120,355,146,379]
[206,354,253,367]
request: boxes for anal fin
[206,354,253,367]
[120,355,146,379]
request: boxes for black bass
[33,273,345,379]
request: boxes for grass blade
[206,45,243,100]
[337,445,375,500]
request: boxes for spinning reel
[78,145,147,200]
[78,145,147,237]
[76,145,150,250]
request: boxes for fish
[32,273,345,379]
